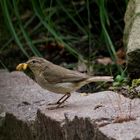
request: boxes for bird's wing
[42,64,88,84]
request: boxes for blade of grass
[0,14,37,51]
[0,60,9,71]
[31,0,84,60]
[56,0,87,35]
[97,0,123,73]
[72,1,87,29]
[0,0,29,57]
[97,0,116,60]
[12,0,42,57]
[86,0,92,60]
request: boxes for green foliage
[0,0,128,74]
[113,68,128,87]
[127,79,140,98]
[131,79,140,88]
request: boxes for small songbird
[16,57,113,109]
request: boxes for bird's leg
[47,93,71,110]
[48,93,69,105]
[56,94,68,104]
[56,93,71,107]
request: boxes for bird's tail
[86,76,113,83]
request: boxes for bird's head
[16,57,50,74]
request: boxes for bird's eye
[32,60,36,64]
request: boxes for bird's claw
[47,105,64,110]
[48,102,59,105]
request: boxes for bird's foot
[47,105,65,110]
[48,100,67,105]
[48,102,59,105]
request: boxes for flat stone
[0,70,140,140]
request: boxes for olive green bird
[16,57,113,109]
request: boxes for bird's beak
[16,63,28,71]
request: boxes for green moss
[131,79,140,88]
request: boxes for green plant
[0,0,128,75]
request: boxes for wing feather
[42,64,88,84]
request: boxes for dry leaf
[97,57,112,65]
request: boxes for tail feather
[86,76,113,83]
